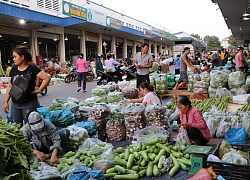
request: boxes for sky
[91,0,231,40]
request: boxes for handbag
[9,71,32,103]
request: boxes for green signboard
[62,0,87,20]
[106,16,121,29]
[143,28,152,38]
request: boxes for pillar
[98,33,103,54]
[154,43,157,57]
[59,33,65,64]
[148,40,152,54]
[111,36,116,55]
[123,38,127,58]
[30,30,38,63]
[132,41,137,58]
[80,30,86,59]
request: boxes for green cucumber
[104,173,117,179]
[114,174,139,180]
[114,165,126,174]
[146,162,153,177]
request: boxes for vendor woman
[125,82,161,106]
[21,111,70,165]
[176,96,211,145]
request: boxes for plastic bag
[135,126,170,143]
[215,86,231,97]
[210,70,228,88]
[88,103,110,120]
[241,113,250,138]
[194,81,208,89]
[168,108,180,125]
[145,104,166,122]
[175,126,191,151]
[205,116,218,138]
[67,97,80,104]
[68,166,105,180]
[91,88,107,97]
[52,98,68,107]
[37,107,50,117]
[78,106,92,113]
[47,109,75,128]
[165,109,174,118]
[94,160,115,173]
[208,86,217,98]
[219,140,232,159]
[122,86,139,99]
[118,81,130,89]
[225,127,246,145]
[80,97,96,107]
[246,76,250,89]
[63,101,79,113]
[188,168,213,180]
[155,74,168,94]
[194,88,208,94]
[230,86,247,96]
[77,138,113,156]
[216,120,231,138]
[107,91,124,103]
[233,94,250,104]
[75,121,97,136]
[221,149,247,165]
[228,71,245,89]
[200,72,210,85]
[129,80,137,88]
[31,162,61,180]
[149,76,156,90]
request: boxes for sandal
[77,88,81,92]
[83,90,87,93]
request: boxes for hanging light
[243,10,250,16]
[0,34,2,38]
[77,35,81,40]
[65,34,68,41]
[53,36,58,41]
[243,16,250,20]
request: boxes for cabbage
[107,91,124,103]
[103,66,112,72]
[92,88,108,97]
[208,86,217,98]
[155,74,168,94]
[149,76,156,90]
[228,72,245,89]
[230,86,247,96]
[149,62,159,73]
[210,70,228,88]
[200,72,210,85]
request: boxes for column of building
[123,38,127,58]
[80,30,86,59]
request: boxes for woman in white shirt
[126,82,161,106]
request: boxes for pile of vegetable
[166,96,233,113]
[145,104,168,128]
[66,125,89,152]
[210,70,228,88]
[0,120,33,180]
[228,71,247,96]
[200,72,210,85]
[155,74,168,94]
[194,81,209,94]
[89,103,111,140]
[104,137,191,179]
[188,74,201,92]
[103,66,112,72]
[124,103,146,141]
[92,88,108,97]
[107,91,124,104]
[105,103,126,141]
[122,86,139,99]
[191,96,233,113]
[149,62,159,73]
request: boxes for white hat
[28,112,44,131]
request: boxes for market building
[0,0,177,68]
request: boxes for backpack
[9,71,32,103]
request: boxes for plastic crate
[207,143,250,180]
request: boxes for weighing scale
[185,145,212,174]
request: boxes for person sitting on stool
[21,111,70,165]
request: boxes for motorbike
[64,65,77,83]
[86,67,95,82]
[120,64,137,81]
[97,65,123,85]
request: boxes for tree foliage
[191,33,202,41]
[228,35,237,47]
[203,35,222,51]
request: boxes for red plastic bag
[189,168,213,180]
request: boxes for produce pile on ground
[155,74,168,94]
[105,136,191,179]
[228,71,247,95]
[0,120,33,180]
[188,73,201,92]
[166,96,233,113]
[145,104,168,128]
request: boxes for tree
[203,35,222,51]
[228,35,237,47]
[191,33,202,41]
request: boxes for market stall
[2,78,250,180]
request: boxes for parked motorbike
[120,64,137,81]
[97,65,122,85]
[65,65,77,83]
[86,67,95,82]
